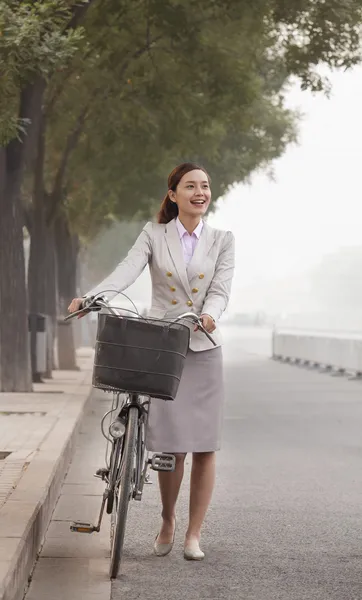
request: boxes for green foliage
[272,0,362,90]
[16,0,362,238]
[45,0,298,240]
[0,0,86,145]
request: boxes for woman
[68,162,235,561]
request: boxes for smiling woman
[157,162,211,227]
[67,161,235,562]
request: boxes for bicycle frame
[69,291,214,575]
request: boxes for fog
[207,65,362,333]
[100,65,362,334]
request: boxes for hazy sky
[125,65,362,315]
[208,65,362,294]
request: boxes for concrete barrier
[272,330,362,376]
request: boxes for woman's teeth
[191,200,205,205]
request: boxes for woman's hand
[67,297,84,315]
[194,314,216,334]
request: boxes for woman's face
[169,169,211,219]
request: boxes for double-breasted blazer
[88,218,235,352]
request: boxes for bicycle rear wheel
[109,405,138,579]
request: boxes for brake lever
[196,322,217,347]
[64,295,106,322]
[63,307,91,322]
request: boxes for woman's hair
[157,162,210,224]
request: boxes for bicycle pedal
[149,453,176,472]
[94,467,108,480]
[70,521,96,534]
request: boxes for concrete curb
[0,354,93,600]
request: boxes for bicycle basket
[92,314,190,400]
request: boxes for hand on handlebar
[194,314,216,334]
[67,297,90,319]
[66,295,105,320]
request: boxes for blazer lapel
[165,219,192,296]
[187,222,215,280]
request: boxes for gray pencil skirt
[146,347,224,453]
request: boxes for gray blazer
[87,218,235,352]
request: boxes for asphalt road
[25,327,362,600]
[113,327,362,600]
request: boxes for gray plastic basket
[92,314,190,400]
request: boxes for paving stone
[61,482,104,496]
[25,558,111,600]
[52,493,103,523]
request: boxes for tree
[0,1,86,391]
[271,0,362,91]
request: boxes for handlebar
[63,295,116,321]
[64,294,217,347]
[172,312,217,346]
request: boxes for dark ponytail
[157,194,179,224]
[157,162,209,224]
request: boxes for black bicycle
[65,293,216,579]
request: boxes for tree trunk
[27,209,57,380]
[0,148,32,391]
[0,78,45,392]
[0,78,46,391]
[54,210,79,370]
[27,114,57,381]
[45,231,57,375]
[77,247,97,348]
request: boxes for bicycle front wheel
[109,405,138,579]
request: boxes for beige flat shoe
[184,539,205,561]
[154,521,176,557]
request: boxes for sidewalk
[0,348,93,600]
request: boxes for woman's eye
[186,185,194,189]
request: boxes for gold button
[167,271,172,277]
[171,299,178,305]
[186,300,193,307]
[199,274,204,279]
[192,288,198,293]
[170,286,176,292]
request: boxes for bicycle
[64,292,216,579]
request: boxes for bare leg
[185,451,216,545]
[156,453,186,543]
